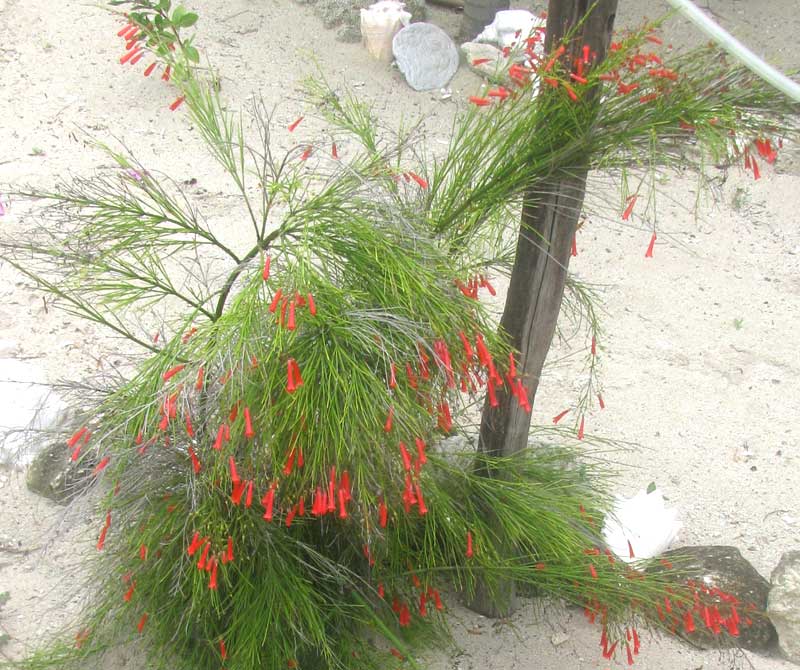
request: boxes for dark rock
[393,23,459,91]
[26,439,93,504]
[650,545,777,652]
[768,551,800,663]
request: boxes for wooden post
[469,0,618,618]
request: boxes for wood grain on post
[469,0,618,618]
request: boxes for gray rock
[393,23,459,91]
[768,551,800,662]
[26,438,93,504]
[460,41,505,78]
[649,546,777,652]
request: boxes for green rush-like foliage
[1,10,798,670]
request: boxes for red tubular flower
[419,593,428,616]
[93,457,110,475]
[645,232,657,258]
[409,172,428,189]
[119,47,140,65]
[328,467,337,512]
[283,448,296,476]
[130,51,145,65]
[300,146,313,161]
[208,558,218,590]
[187,532,203,556]
[124,581,136,602]
[415,482,427,515]
[229,456,240,484]
[487,381,499,407]
[244,480,254,508]
[291,359,304,387]
[458,331,475,360]
[617,81,639,95]
[626,644,634,665]
[552,408,570,424]
[269,288,283,313]
[398,603,411,627]
[399,442,412,471]
[197,542,211,570]
[487,87,510,100]
[139,544,147,560]
[212,424,225,451]
[577,416,585,440]
[639,92,658,104]
[143,62,156,77]
[137,613,148,634]
[188,446,201,474]
[622,194,638,220]
[231,480,246,505]
[331,142,339,159]
[286,360,297,393]
[752,157,761,180]
[628,540,636,559]
[97,511,111,551]
[219,639,227,660]
[195,366,205,391]
[430,588,443,610]
[415,437,427,465]
[162,65,171,81]
[285,505,297,527]
[405,363,418,389]
[261,255,271,281]
[67,426,87,448]
[390,648,404,660]
[469,96,491,107]
[466,530,474,558]
[169,96,186,112]
[288,116,304,132]
[287,300,296,330]
[262,486,275,521]
[437,402,452,432]
[243,406,255,439]
[341,470,351,501]
[598,393,605,409]
[589,563,598,579]
[379,498,388,528]
[472,57,490,65]
[602,640,618,659]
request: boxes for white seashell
[475,10,545,50]
[602,487,682,562]
[360,0,412,63]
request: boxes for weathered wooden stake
[469,0,618,618]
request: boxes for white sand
[1,0,798,667]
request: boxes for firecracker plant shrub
[1,3,797,669]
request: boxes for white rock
[601,487,681,562]
[475,10,545,50]
[768,551,800,663]
[360,0,411,63]
[0,358,67,467]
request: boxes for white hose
[666,0,800,103]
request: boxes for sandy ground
[1,0,799,668]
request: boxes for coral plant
[1,5,797,670]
